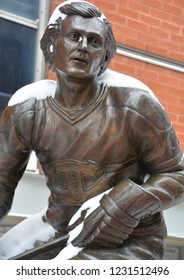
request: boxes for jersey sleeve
[128,89,184,210]
[0,98,36,220]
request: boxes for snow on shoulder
[8,80,56,106]
[8,69,160,107]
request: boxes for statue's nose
[78,36,88,52]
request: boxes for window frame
[0,0,50,82]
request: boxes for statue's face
[54,15,107,78]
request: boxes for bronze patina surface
[0,1,184,260]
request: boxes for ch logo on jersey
[46,159,105,194]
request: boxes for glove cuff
[101,179,162,220]
[100,194,139,228]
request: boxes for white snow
[8,69,160,107]
[48,1,106,26]
[0,190,111,260]
[54,189,111,259]
[8,79,56,106]
[0,208,56,259]
[98,69,160,103]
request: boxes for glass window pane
[0,18,37,96]
[0,92,11,116]
[0,0,39,20]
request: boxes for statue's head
[40,0,116,77]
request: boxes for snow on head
[48,0,106,26]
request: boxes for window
[0,0,49,116]
[0,18,37,95]
[0,0,39,20]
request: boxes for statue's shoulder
[0,98,37,132]
[8,79,56,107]
[1,80,56,128]
[98,69,152,92]
[100,69,170,129]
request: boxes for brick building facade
[48,0,184,150]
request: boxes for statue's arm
[71,91,184,248]
[0,100,36,220]
[131,97,184,209]
[103,95,184,225]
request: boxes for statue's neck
[54,71,99,111]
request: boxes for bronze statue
[0,1,184,260]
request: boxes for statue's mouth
[72,56,88,64]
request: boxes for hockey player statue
[0,1,184,260]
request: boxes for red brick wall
[48,0,184,150]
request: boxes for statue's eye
[88,37,101,48]
[69,32,81,41]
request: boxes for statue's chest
[38,104,131,165]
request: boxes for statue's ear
[47,37,56,59]
[45,36,57,71]
[98,50,110,76]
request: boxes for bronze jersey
[0,83,184,233]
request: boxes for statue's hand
[71,203,138,249]
[70,179,161,249]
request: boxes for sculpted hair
[40,1,117,75]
